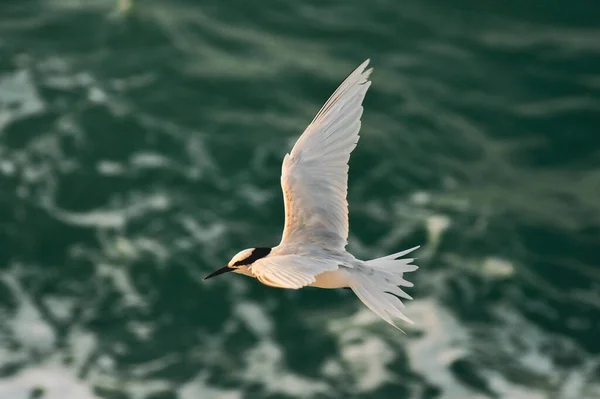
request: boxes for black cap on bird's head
[203,247,271,280]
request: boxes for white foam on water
[0,160,16,176]
[410,191,432,206]
[0,364,98,399]
[42,296,77,323]
[404,300,489,399]
[241,184,274,207]
[338,332,396,391]
[1,274,56,355]
[240,340,329,397]
[426,214,451,245]
[11,301,57,355]
[95,263,145,307]
[234,301,273,337]
[481,257,515,278]
[97,160,126,176]
[179,374,242,399]
[325,295,600,398]
[130,152,173,169]
[0,268,101,399]
[179,216,227,245]
[87,87,107,103]
[404,299,600,399]
[0,70,45,131]
[325,308,406,393]
[45,207,127,229]
[44,192,171,230]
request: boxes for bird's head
[203,247,271,280]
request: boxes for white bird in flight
[204,59,419,328]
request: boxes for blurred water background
[1,0,599,398]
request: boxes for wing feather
[279,60,373,248]
[251,255,339,289]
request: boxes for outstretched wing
[279,59,373,249]
[250,255,339,289]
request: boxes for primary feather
[279,59,373,249]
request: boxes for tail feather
[349,246,420,330]
[375,245,420,261]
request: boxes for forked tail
[349,246,420,329]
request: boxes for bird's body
[205,60,419,328]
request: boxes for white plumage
[205,60,420,329]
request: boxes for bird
[204,59,419,328]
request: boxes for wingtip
[360,58,372,74]
[358,59,373,83]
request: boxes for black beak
[203,266,234,281]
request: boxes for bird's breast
[309,269,352,289]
